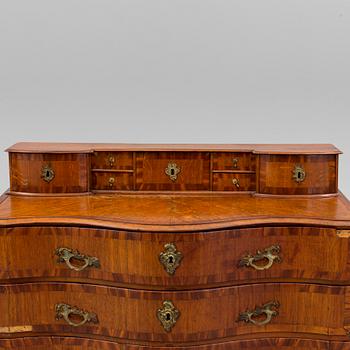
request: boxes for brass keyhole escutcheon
[165,163,180,182]
[292,165,306,183]
[157,300,180,332]
[41,164,55,183]
[159,243,183,275]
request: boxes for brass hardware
[107,154,115,167]
[232,158,239,169]
[157,300,180,332]
[232,178,240,188]
[159,243,183,275]
[108,177,115,188]
[238,301,279,326]
[337,230,350,237]
[292,164,306,183]
[55,247,100,271]
[41,164,55,183]
[238,245,281,271]
[165,163,181,182]
[55,303,98,327]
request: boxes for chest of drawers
[1,143,350,350]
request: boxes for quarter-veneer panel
[9,153,89,194]
[0,337,331,349]
[135,152,210,191]
[259,154,337,195]
[2,226,350,288]
[0,283,347,342]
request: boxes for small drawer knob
[108,177,116,188]
[232,158,239,169]
[232,178,240,188]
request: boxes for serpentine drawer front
[1,142,350,350]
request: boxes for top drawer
[2,226,349,288]
[212,152,256,171]
[91,152,133,170]
[9,153,89,194]
[259,154,338,195]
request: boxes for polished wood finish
[3,226,350,288]
[0,282,347,343]
[2,143,350,349]
[9,153,90,194]
[259,154,338,195]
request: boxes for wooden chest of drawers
[1,142,350,349]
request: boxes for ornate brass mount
[108,177,115,188]
[238,301,280,326]
[238,245,281,271]
[107,154,115,167]
[165,162,180,182]
[41,164,55,183]
[55,303,98,327]
[232,158,239,169]
[292,164,306,183]
[159,243,183,275]
[157,300,180,332]
[232,178,240,188]
[55,247,100,272]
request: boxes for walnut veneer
[1,143,350,350]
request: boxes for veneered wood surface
[0,283,347,343]
[259,155,338,195]
[91,152,134,170]
[0,337,332,349]
[212,173,256,191]
[2,226,349,288]
[6,143,342,154]
[9,153,89,194]
[0,193,350,231]
[91,172,134,191]
[135,152,210,191]
[212,152,256,171]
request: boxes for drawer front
[212,152,256,171]
[9,153,89,194]
[135,152,210,191]
[91,152,133,170]
[212,173,256,191]
[91,172,134,191]
[0,337,331,349]
[258,154,338,195]
[2,226,349,288]
[0,283,346,342]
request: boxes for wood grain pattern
[0,282,347,343]
[1,193,350,231]
[212,152,256,171]
[2,226,350,288]
[91,152,133,170]
[212,173,256,191]
[91,172,134,191]
[135,152,210,191]
[9,153,90,194]
[0,337,332,349]
[259,155,338,195]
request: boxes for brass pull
[55,303,98,327]
[238,245,281,271]
[157,300,180,332]
[232,158,239,169]
[41,164,55,183]
[107,155,115,167]
[159,243,183,275]
[292,164,306,183]
[108,177,115,188]
[238,301,279,326]
[55,247,100,272]
[165,162,181,182]
[232,178,240,188]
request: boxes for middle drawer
[1,226,349,288]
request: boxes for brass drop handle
[108,177,115,188]
[232,178,240,188]
[55,247,100,272]
[238,301,279,326]
[55,303,98,327]
[108,155,115,167]
[238,245,281,271]
[232,158,239,169]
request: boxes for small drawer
[91,172,133,191]
[212,152,255,171]
[91,152,133,170]
[213,173,256,191]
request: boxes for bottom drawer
[212,173,256,191]
[0,337,332,349]
[0,283,349,344]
